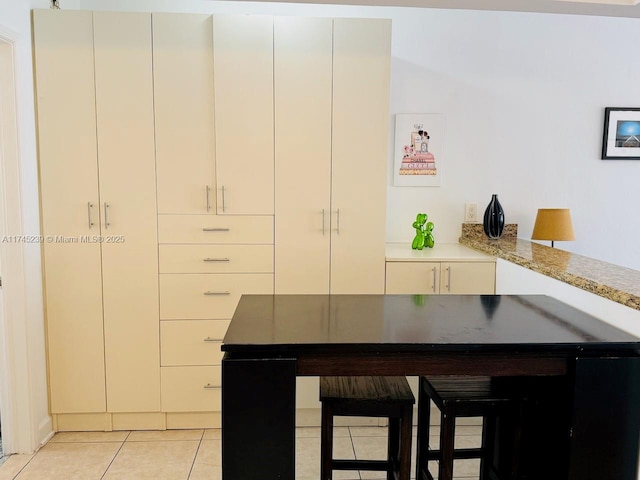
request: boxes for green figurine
[412,213,435,250]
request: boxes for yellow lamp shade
[531,209,575,246]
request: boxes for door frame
[0,24,52,454]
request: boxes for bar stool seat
[320,376,415,480]
[416,376,522,480]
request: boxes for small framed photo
[393,114,445,186]
[602,107,640,160]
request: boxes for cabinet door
[33,10,106,414]
[440,262,496,294]
[274,17,332,293]
[330,19,391,294]
[213,15,274,215]
[153,13,215,214]
[385,262,440,294]
[94,12,160,412]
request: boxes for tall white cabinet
[34,10,160,425]
[275,18,391,295]
[34,10,391,431]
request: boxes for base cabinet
[385,260,496,294]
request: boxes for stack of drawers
[158,215,274,417]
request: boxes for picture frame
[601,107,640,160]
[393,114,445,186]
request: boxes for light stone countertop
[459,224,640,311]
[386,242,495,262]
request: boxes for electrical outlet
[465,203,478,223]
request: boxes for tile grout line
[185,430,206,480]
[99,435,129,480]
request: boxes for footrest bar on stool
[426,447,483,460]
[332,459,390,471]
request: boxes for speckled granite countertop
[459,224,640,311]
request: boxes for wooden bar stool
[320,376,415,480]
[416,376,522,480]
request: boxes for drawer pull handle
[204,384,217,389]
[202,228,230,232]
[204,291,230,296]
[203,337,222,342]
[203,258,230,262]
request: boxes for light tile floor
[0,423,482,480]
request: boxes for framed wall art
[393,114,445,187]
[602,107,640,160]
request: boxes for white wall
[0,0,51,454]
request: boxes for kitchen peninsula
[459,224,640,311]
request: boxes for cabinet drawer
[161,366,221,412]
[161,320,229,366]
[385,262,439,294]
[159,245,273,274]
[158,215,273,244]
[159,273,273,319]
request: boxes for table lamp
[531,208,575,248]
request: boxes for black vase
[483,194,505,239]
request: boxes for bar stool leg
[321,403,334,480]
[388,417,400,480]
[438,411,456,480]
[479,414,494,480]
[416,378,432,480]
[399,405,413,480]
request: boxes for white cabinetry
[153,13,215,215]
[158,215,273,420]
[213,15,274,215]
[34,10,392,429]
[275,17,391,295]
[34,10,160,416]
[385,244,496,294]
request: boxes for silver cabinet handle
[202,228,230,232]
[221,185,226,213]
[104,203,110,229]
[203,384,217,389]
[446,266,451,292]
[206,185,211,212]
[322,209,326,235]
[203,337,222,342]
[204,291,230,296]
[432,267,437,293]
[203,258,230,262]
[335,208,341,234]
[87,202,94,229]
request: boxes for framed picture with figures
[393,114,445,186]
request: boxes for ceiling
[245,0,640,18]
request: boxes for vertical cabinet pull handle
[336,208,341,234]
[104,203,110,229]
[322,209,326,235]
[206,185,211,212]
[432,267,437,292]
[446,266,451,291]
[87,202,94,229]
[221,185,226,213]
